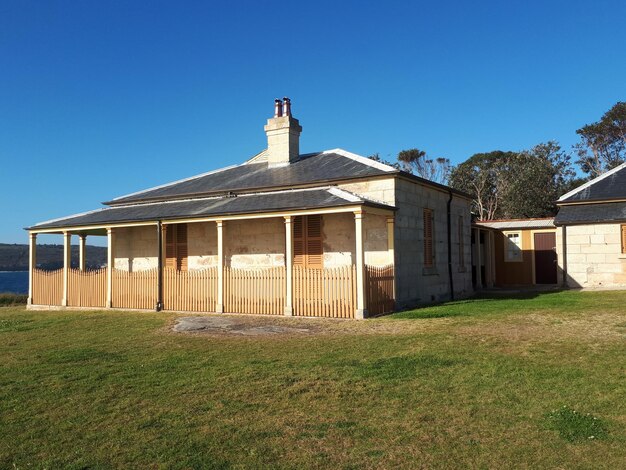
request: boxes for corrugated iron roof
[474,218,555,230]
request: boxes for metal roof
[558,162,626,203]
[29,187,395,231]
[475,218,555,230]
[107,150,396,205]
[554,202,626,225]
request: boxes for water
[0,271,29,294]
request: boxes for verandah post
[474,227,482,289]
[284,215,293,316]
[106,227,114,308]
[354,210,367,319]
[386,215,396,307]
[62,231,71,306]
[156,221,163,311]
[28,232,37,305]
[216,220,224,313]
[78,234,87,271]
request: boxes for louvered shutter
[621,225,626,254]
[423,209,434,267]
[306,215,323,268]
[165,223,188,271]
[294,216,305,266]
[292,215,323,268]
[165,225,176,269]
[176,223,188,271]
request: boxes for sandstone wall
[557,224,626,288]
[394,178,473,307]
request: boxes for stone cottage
[26,98,473,318]
[555,162,626,288]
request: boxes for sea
[0,271,29,294]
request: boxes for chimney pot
[283,97,291,117]
[274,99,283,118]
[264,97,302,167]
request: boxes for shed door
[534,232,557,284]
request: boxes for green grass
[1,290,625,469]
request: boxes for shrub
[0,293,28,307]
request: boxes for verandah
[28,210,395,319]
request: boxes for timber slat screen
[32,268,63,306]
[112,268,157,310]
[365,264,395,316]
[293,265,356,318]
[224,266,285,315]
[68,268,107,308]
[163,267,218,312]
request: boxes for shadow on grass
[390,289,573,320]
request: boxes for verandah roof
[28,187,395,232]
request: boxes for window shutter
[293,216,305,266]
[292,215,323,268]
[306,215,323,268]
[621,225,626,254]
[424,209,433,267]
[176,223,188,271]
[164,223,188,271]
[165,226,176,269]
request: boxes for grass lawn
[1,290,625,469]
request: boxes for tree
[367,153,400,169]
[575,102,626,178]
[500,142,575,218]
[449,143,575,220]
[448,151,515,220]
[397,148,451,184]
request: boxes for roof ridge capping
[323,148,398,173]
[558,161,626,202]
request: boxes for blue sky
[1,0,625,245]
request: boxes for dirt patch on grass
[456,311,626,346]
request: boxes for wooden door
[534,232,557,284]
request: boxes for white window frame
[503,230,523,263]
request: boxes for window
[423,209,434,267]
[293,215,323,268]
[504,231,522,262]
[165,223,188,270]
[622,225,626,254]
[458,216,465,267]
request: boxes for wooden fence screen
[163,267,218,312]
[293,265,356,318]
[32,268,63,306]
[224,266,285,315]
[366,264,395,316]
[68,268,107,308]
[112,268,157,310]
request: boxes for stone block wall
[394,178,473,307]
[557,224,626,288]
[225,218,285,268]
[323,212,391,267]
[188,222,217,270]
[114,226,158,271]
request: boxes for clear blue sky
[1,0,625,245]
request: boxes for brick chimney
[264,97,302,167]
